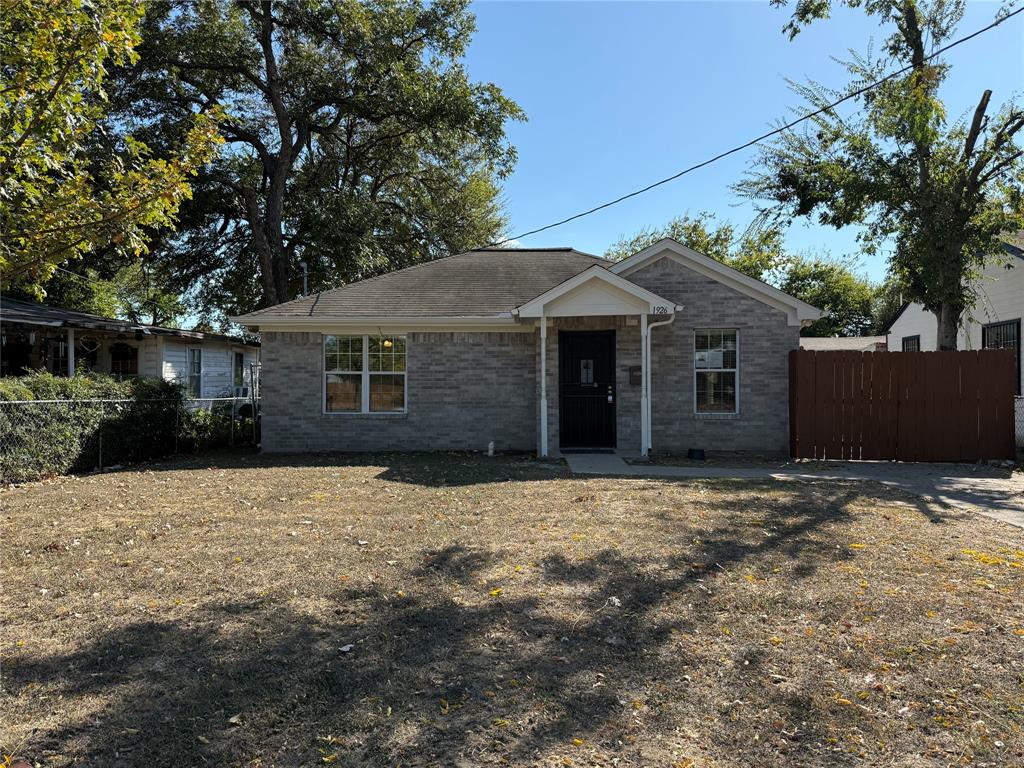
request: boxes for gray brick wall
[628,257,799,455]
[260,258,798,456]
[261,331,536,452]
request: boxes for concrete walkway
[563,453,1024,530]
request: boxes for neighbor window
[187,348,202,397]
[234,351,245,388]
[982,319,1020,395]
[324,334,406,413]
[901,335,920,352]
[694,329,738,414]
[110,343,138,377]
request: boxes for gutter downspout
[540,307,548,458]
[645,305,683,455]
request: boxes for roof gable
[516,265,675,317]
[610,238,824,326]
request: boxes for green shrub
[0,372,226,483]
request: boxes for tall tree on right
[739,0,1024,349]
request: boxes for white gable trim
[610,238,824,327]
[515,265,675,318]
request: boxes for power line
[485,6,1024,247]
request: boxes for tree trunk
[935,304,960,351]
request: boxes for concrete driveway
[564,454,1024,530]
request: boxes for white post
[66,328,75,377]
[540,310,548,457]
[640,314,648,456]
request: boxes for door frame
[558,329,616,449]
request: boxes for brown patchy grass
[2,451,1023,767]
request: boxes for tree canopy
[740,0,1024,349]
[111,0,524,318]
[0,0,222,296]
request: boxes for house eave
[234,314,529,333]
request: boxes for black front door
[559,330,616,449]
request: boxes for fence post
[98,405,104,472]
[230,398,235,447]
[174,400,180,455]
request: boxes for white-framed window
[187,347,202,397]
[694,329,738,414]
[324,334,407,413]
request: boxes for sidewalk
[563,453,1024,530]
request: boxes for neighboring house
[799,336,888,352]
[234,238,823,456]
[0,297,259,397]
[886,235,1023,394]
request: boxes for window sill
[322,410,408,418]
[693,411,741,420]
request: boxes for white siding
[159,340,259,397]
[887,257,1023,392]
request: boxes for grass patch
[3,452,1023,766]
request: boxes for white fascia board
[610,238,825,326]
[516,265,675,318]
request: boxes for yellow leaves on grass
[571,738,584,747]
[849,543,867,550]
[960,548,1024,568]
[439,698,449,715]
[488,587,502,597]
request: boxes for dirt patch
[3,451,1023,766]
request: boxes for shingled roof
[238,249,607,320]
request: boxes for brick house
[234,238,823,456]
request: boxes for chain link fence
[1016,396,1024,450]
[0,396,259,484]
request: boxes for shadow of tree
[6,484,877,767]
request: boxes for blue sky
[463,1,1023,281]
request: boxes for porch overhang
[514,266,675,319]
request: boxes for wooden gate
[789,349,1016,461]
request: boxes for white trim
[540,312,548,457]
[322,333,408,416]
[611,239,824,327]
[693,328,739,415]
[640,314,648,456]
[646,310,678,452]
[515,266,675,318]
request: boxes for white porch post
[540,309,548,457]
[66,328,75,377]
[640,314,648,456]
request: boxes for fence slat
[789,349,1014,462]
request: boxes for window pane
[369,336,405,373]
[325,335,362,372]
[696,371,736,413]
[369,374,405,412]
[326,373,361,412]
[695,329,736,371]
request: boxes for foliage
[743,1,1024,348]
[7,260,185,325]
[111,0,524,316]
[0,372,254,483]
[869,276,908,334]
[0,0,223,296]
[604,212,789,281]
[780,255,877,336]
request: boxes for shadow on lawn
[7,487,875,767]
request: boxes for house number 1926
[652,306,670,315]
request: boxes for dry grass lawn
[2,451,1023,767]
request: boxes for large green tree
[0,0,221,295]
[113,0,523,315]
[739,0,1024,349]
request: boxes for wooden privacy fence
[789,349,1016,461]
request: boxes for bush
[0,372,191,483]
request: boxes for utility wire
[484,6,1024,248]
